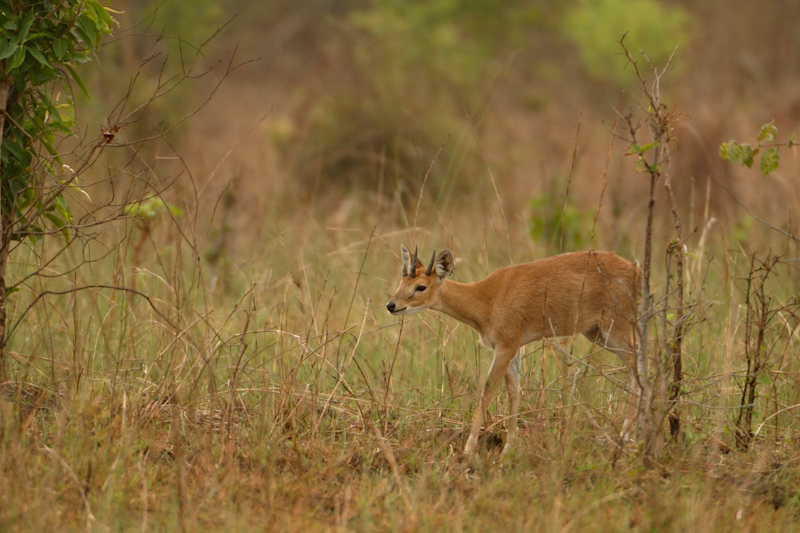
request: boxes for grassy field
[2,195,800,531]
[3,3,800,530]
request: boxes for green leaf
[625,143,640,155]
[53,38,67,60]
[757,121,777,143]
[789,133,796,148]
[4,135,29,162]
[44,213,70,243]
[638,141,660,153]
[87,2,114,35]
[760,147,780,176]
[64,63,91,100]
[720,141,758,168]
[75,14,99,50]
[71,51,92,64]
[54,194,73,224]
[19,10,35,43]
[719,141,741,162]
[25,45,50,67]
[0,42,18,61]
[741,144,756,168]
[25,33,49,43]
[93,3,115,32]
[5,286,20,296]
[7,45,25,71]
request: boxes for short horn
[410,246,418,278]
[424,250,436,276]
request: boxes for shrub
[563,0,690,86]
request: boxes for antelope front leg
[465,346,519,455]
[502,350,522,454]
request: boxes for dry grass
[2,187,800,531]
[3,3,800,530]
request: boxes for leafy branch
[719,121,796,176]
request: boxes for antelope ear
[400,244,412,276]
[435,250,455,279]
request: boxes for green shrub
[529,188,594,252]
[564,0,690,86]
[291,1,543,196]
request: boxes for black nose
[387,302,395,313]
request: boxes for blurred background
[81,0,800,272]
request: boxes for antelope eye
[415,285,427,292]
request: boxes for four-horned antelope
[386,244,641,455]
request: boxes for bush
[529,188,594,252]
[289,1,543,197]
[564,0,690,86]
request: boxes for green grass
[2,213,800,532]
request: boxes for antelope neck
[436,279,490,334]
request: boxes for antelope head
[386,244,454,315]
